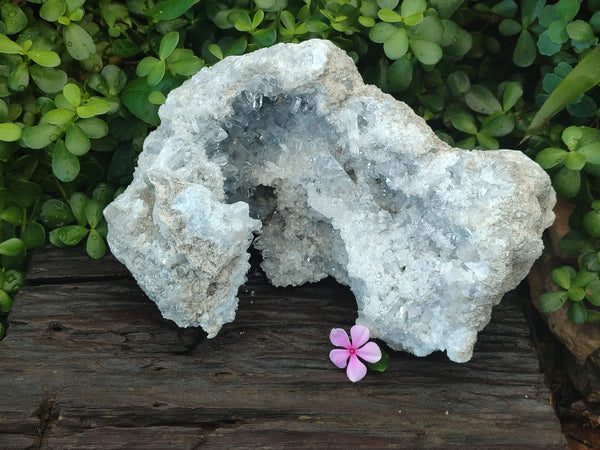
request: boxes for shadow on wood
[0,246,566,448]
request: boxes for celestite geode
[104,39,555,362]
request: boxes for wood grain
[0,246,566,448]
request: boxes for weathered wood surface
[1,246,566,448]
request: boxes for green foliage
[0,0,598,339]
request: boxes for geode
[104,39,555,362]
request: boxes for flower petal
[329,348,350,369]
[330,328,351,348]
[346,354,367,382]
[350,324,370,348]
[357,341,382,363]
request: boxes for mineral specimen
[104,39,555,362]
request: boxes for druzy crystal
[104,39,555,362]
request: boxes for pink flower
[329,325,382,382]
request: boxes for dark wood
[1,246,566,448]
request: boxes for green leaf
[0,33,23,54]
[93,183,115,207]
[253,26,277,46]
[22,124,60,149]
[29,65,67,94]
[168,58,203,76]
[556,0,579,22]
[2,206,23,226]
[539,291,568,312]
[56,225,89,246]
[63,83,81,107]
[77,117,108,139]
[491,0,518,17]
[0,290,12,313]
[559,230,593,254]
[2,3,28,35]
[71,192,89,225]
[584,210,600,237]
[568,286,585,301]
[552,266,574,289]
[567,301,587,324]
[147,59,166,86]
[386,56,413,92]
[45,108,76,126]
[40,199,75,228]
[409,40,442,65]
[464,85,502,115]
[522,0,545,28]
[27,50,61,68]
[65,123,90,156]
[364,349,389,372]
[567,20,594,42]
[564,151,586,170]
[280,10,296,30]
[498,18,522,37]
[3,270,24,294]
[378,8,403,22]
[252,10,265,29]
[502,82,523,111]
[21,222,45,249]
[358,15,376,27]
[148,90,166,105]
[447,71,470,96]
[535,147,568,169]
[136,56,160,77]
[63,23,96,61]
[208,44,223,60]
[578,143,600,165]
[0,123,22,142]
[121,75,178,126]
[101,65,128,96]
[450,110,477,135]
[53,140,80,182]
[369,22,398,43]
[527,47,600,136]
[159,31,179,61]
[481,114,515,137]
[40,0,66,22]
[112,39,141,58]
[513,30,536,68]
[476,132,499,150]
[86,229,106,259]
[9,180,41,208]
[7,62,29,92]
[76,99,111,118]
[84,199,104,228]
[145,0,200,21]
[0,238,25,256]
[401,0,427,17]
[255,0,276,8]
[572,269,597,289]
[585,280,600,306]
[537,30,562,56]
[548,20,568,44]
[378,0,399,8]
[553,166,580,199]
[383,28,409,60]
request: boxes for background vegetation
[0,0,599,339]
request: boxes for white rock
[104,39,555,362]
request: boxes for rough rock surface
[104,39,555,362]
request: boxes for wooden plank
[0,247,566,448]
[25,244,130,284]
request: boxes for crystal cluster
[104,39,555,362]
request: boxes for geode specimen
[104,39,555,362]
